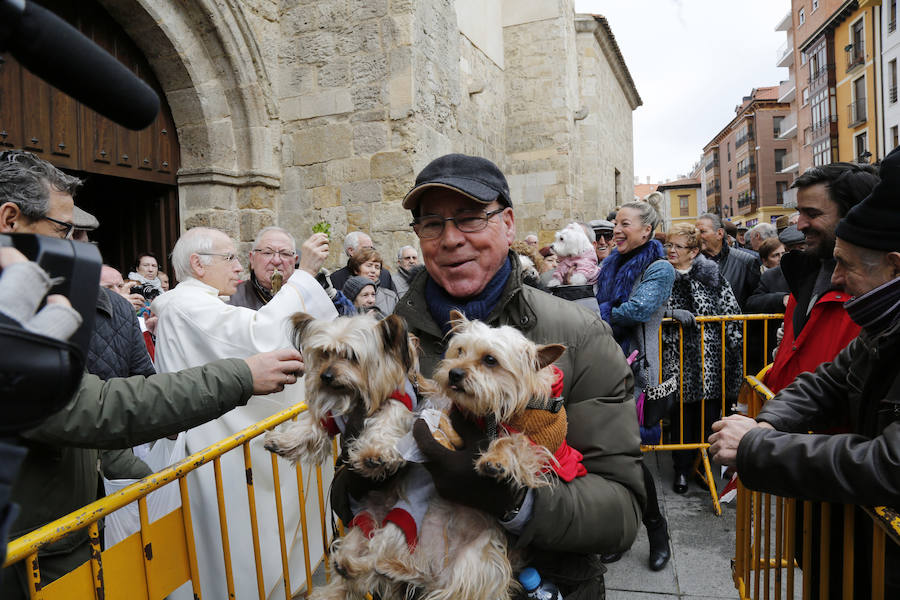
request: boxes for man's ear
[502,207,516,244]
[0,202,22,233]
[887,251,900,277]
[189,253,205,278]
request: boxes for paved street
[605,451,738,600]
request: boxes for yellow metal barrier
[732,373,898,599]
[647,313,784,515]
[3,402,337,600]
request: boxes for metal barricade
[732,373,899,599]
[3,402,339,600]
[648,313,784,515]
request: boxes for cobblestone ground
[605,451,738,600]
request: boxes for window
[774,149,787,172]
[799,8,805,25]
[728,169,732,189]
[851,76,867,124]
[855,131,869,162]
[776,181,789,203]
[893,126,899,149]
[801,50,808,64]
[727,142,731,162]
[813,139,832,166]
[678,195,690,216]
[802,87,810,106]
[773,116,784,137]
[890,59,897,103]
[812,0,819,11]
[848,18,865,70]
[891,0,897,33]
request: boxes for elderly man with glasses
[229,226,327,310]
[330,154,644,600]
[150,226,336,600]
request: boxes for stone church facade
[100,0,640,268]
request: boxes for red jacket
[764,289,859,393]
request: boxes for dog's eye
[320,350,330,360]
[482,354,498,367]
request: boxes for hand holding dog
[413,411,523,519]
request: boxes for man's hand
[123,292,146,313]
[245,348,304,394]
[412,411,523,519]
[298,233,330,276]
[708,415,774,468]
[0,247,29,268]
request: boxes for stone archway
[97,0,283,243]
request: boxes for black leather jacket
[737,316,900,506]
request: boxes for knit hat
[836,145,900,251]
[402,154,511,213]
[342,275,375,302]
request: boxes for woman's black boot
[646,516,670,571]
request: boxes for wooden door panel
[0,56,24,150]
[21,76,50,154]
[48,89,79,168]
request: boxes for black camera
[131,282,161,302]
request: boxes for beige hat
[73,206,99,230]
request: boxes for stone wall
[104,0,638,273]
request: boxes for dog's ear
[536,343,566,370]
[448,309,468,333]
[378,314,416,371]
[290,312,315,349]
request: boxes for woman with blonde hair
[661,222,742,494]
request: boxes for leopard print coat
[661,253,743,404]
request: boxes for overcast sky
[573,0,790,183]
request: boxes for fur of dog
[263,312,517,600]
[433,310,568,489]
[548,222,600,287]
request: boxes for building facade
[657,178,701,230]
[0,0,641,274]
[703,87,794,228]
[882,0,900,153]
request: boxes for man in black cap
[709,148,900,597]
[333,154,644,598]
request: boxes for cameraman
[0,151,305,597]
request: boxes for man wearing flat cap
[710,147,900,597]
[332,154,644,598]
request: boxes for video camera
[0,233,101,434]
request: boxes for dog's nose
[448,368,465,384]
[320,370,335,385]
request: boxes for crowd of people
[1,146,898,599]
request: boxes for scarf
[250,271,275,305]
[426,257,512,335]
[595,239,665,344]
[844,276,900,335]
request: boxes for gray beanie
[342,275,376,302]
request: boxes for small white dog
[547,222,600,287]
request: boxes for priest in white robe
[151,227,338,600]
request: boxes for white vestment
[151,272,337,600]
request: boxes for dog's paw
[263,421,332,465]
[475,455,510,480]
[349,448,406,480]
[569,273,587,285]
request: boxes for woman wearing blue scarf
[595,199,675,572]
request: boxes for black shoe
[673,473,688,494]
[646,517,671,571]
[599,552,623,564]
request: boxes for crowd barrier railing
[647,313,784,516]
[3,402,340,600]
[732,372,899,600]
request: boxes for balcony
[807,114,838,141]
[777,151,799,173]
[776,39,794,68]
[775,11,792,32]
[846,40,865,71]
[705,182,720,197]
[736,159,756,179]
[781,186,798,208]
[778,77,796,103]
[704,157,719,172]
[735,128,754,149]
[848,99,867,127]
[777,112,797,139]
[736,189,756,209]
[808,63,834,89]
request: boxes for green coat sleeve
[22,358,254,448]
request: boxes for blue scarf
[595,239,665,343]
[426,257,512,335]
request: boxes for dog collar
[525,365,565,413]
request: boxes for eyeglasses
[198,252,240,263]
[253,248,296,260]
[411,208,505,240]
[43,215,76,239]
[664,242,691,252]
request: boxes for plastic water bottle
[518,567,563,600]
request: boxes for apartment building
[883,0,900,153]
[702,87,794,228]
[657,178,701,229]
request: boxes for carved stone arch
[98,0,281,190]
